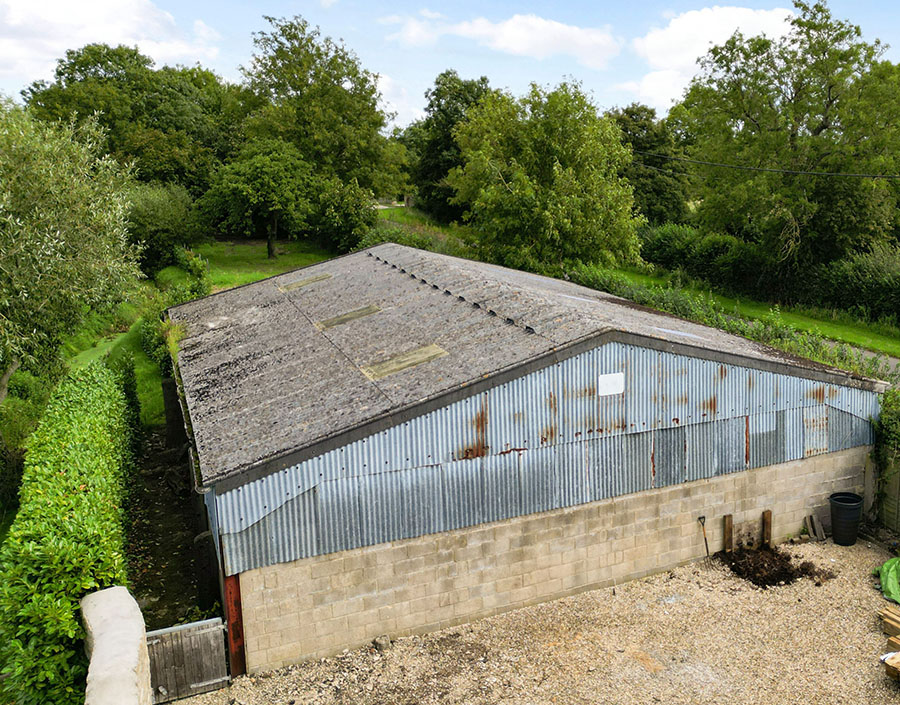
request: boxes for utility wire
[631,149,900,179]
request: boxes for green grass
[612,268,900,359]
[194,239,332,291]
[59,297,145,360]
[71,319,164,427]
[377,206,442,227]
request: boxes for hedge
[0,363,134,704]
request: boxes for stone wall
[82,586,151,705]
[237,446,871,672]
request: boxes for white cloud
[378,73,425,128]
[320,0,338,8]
[382,12,622,70]
[419,9,444,20]
[624,5,793,112]
[0,0,222,89]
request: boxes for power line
[632,149,900,179]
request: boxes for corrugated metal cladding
[216,341,880,575]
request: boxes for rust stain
[548,391,558,412]
[498,447,527,456]
[541,425,557,444]
[744,416,750,466]
[828,386,839,400]
[719,364,728,380]
[701,395,718,415]
[650,444,656,486]
[672,417,680,425]
[512,411,525,424]
[459,395,489,459]
[574,431,582,437]
[748,374,755,389]
[808,385,826,403]
[677,394,689,405]
[579,385,597,398]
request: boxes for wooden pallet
[878,604,900,637]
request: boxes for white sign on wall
[598,372,625,396]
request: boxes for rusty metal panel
[216,461,319,536]
[749,411,786,468]
[658,352,692,430]
[802,405,829,457]
[624,345,658,433]
[828,406,873,452]
[596,345,627,437]
[556,347,599,443]
[654,427,686,488]
[399,465,445,539]
[685,421,716,482]
[519,446,560,515]
[481,453,521,524]
[557,441,591,507]
[357,470,402,547]
[316,478,360,555]
[213,338,881,576]
[717,362,749,420]
[587,435,624,501]
[220,488,316,575]
[623,431,653,495]
[784,408,804,461]
[442,458,483,530]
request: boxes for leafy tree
[0,100,140,404]
[127,182,195,274]
[25,45,254,194]
[242,16,386,190]
[448,82,642,272]
[414,70,493,222]
[676,1,900,274]
[198,139,313,258]
[607,103,689,225]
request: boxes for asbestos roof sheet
[169,243,884,485]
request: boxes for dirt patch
[126,430,210,629]
[717,545,836,589]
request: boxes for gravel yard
[187,540,900,705]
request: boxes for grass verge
[195,239,332,291]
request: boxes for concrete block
[81,586,150,705]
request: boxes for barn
[168,243,885,674]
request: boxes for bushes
[640,224,900,321]
[140,247,210,377]
[311,177,376,253]
[569,262,896,384]
[127,182,196,275]
[0,363,134,704]
[639,224,776,299]
[813,243,900,324]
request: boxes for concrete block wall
[238,446,871,672]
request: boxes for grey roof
[169,243,885,487]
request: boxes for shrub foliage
[0,363,133,704]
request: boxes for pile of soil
[718,545,835,589]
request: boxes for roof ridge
[366,249,550,341]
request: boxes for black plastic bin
[829,492,863,546]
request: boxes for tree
[0,101,140,404]
[676,1,900,273]
[25,45,255,194]
[607,103,689,225]
[242,16,386,190]
[448,82,642,272]
[414,70,493,222]
[198,139,313,258]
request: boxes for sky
[2,1,899,127]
